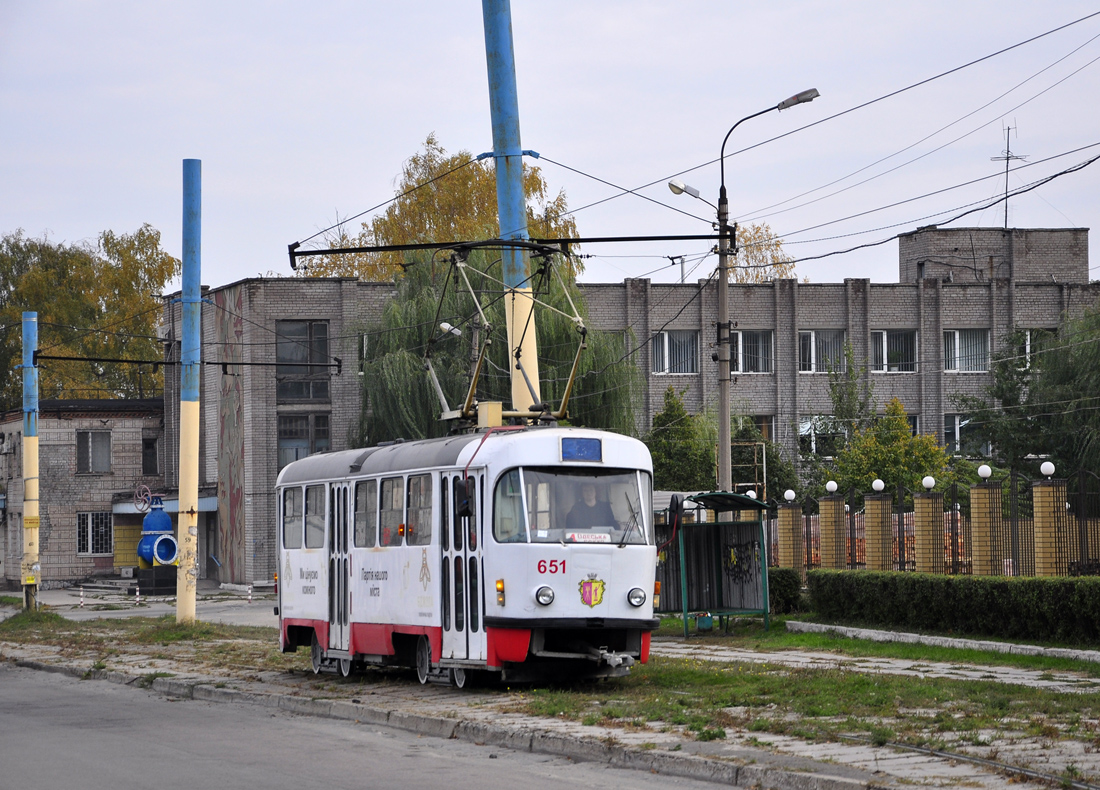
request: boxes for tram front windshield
[493,467,652,545]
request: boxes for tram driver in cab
[566,481,617,530]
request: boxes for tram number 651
[537,559,565,574]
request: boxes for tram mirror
[456,478,474,517]
[668,493,683,529]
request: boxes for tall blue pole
[177,158,201,622]
[482,0,540,412]
[21,312,39,610]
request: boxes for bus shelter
[661,492,771,636]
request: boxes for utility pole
[21,312,39,611]
[176,159,201,623]
[482,0,540,415]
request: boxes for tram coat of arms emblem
[579,578,606,607]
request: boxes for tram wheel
[449,668,467,689]
[338,658,352,678]
[310,633,323,675]
[415,636,431,685]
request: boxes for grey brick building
[149,226,1100,585]
[0,399,166,589]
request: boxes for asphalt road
[0,663,719,790]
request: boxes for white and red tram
[276,426,658,685]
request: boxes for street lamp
[670,88,819,496]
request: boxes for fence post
[913,490,944,574]
[819,495,846,569]
[971,482,998,575]
[777,502,803,577]
[864,492,893,571]
[1032,477,1066,577]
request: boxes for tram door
[328,484,350,652]
[441,471,486,662]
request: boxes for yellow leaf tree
[300,134,580,281]
[732,221,796,282]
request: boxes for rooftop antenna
[990,123,1026,229]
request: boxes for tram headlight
[535,586,555,606]
[627,587,647,607]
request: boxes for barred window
[871,330,917,372]
[798,330,845,373]
[736,330,773,374]
[77,431,111,474]
[77,512,113,555]
[944,329,989,372]
[652,330,698,374]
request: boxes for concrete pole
[21,312,39,611]
[482,0,540,414]
[176,159,201,623]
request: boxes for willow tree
[355,249,641,444]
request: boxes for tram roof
[275,427,651,487]
[276,433,486,486]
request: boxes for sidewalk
[2,594,1095,789]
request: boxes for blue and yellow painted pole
[176,159,201,623]
[482,0,540,413]
[21,312,39,611]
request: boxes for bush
[768,567,804,615]
[806,569,1100,645]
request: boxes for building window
[944,329,989,372]
[76,431,111,474]
[799,416,843,458]
[1016,328,1054,369]
[276,320,330,401]
[871,330,917,372]
[733,330,773,374]
[652,330,698,374]
[907,415,919,436]
[735,415,774,440]
[142,438,159,475]
[944,413,990,457]
[277,414,330,470]
[799,330,845,373]
[77,512,113,555]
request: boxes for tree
[832,398,951,494]
[826,342,875,438]
[356,251,642,444]
[730,417,800,501]
[956,315,1100,473]
[0,226,179,411]
[731,221,796,283]
[300,134,580,281]
[645,387,715,491]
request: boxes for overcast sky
[3,2,1100,292]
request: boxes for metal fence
[1059,470,1100,576]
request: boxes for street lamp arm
[719,105,780,193]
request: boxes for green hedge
[768,567,803,614]
[806,569,1100,645]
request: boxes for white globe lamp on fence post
[872,479,885,493]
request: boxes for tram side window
[304,485,325,548]
[380,477,404,547]
[406,474,432,546]
[493,469,527,543]
[354,480,377,548]
[283,488,303,549]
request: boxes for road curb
[6,655,886,789]
[786,621,1100,663]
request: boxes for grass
[655,615,1100,677]
[0,595,22,607]
[511,654,1100,748]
